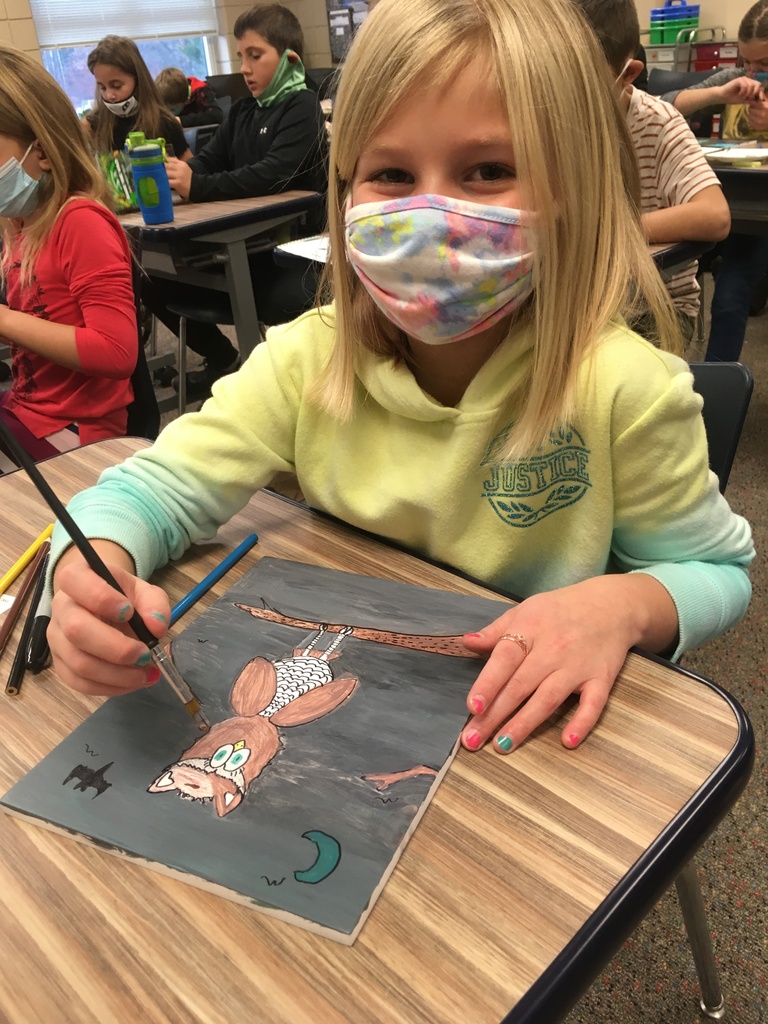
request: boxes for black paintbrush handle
[0,419,156,649]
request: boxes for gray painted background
[1,558,509,937]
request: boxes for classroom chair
[164,290,236,415]
[126,261,161,440]
[672,360,753,1019]
[647,68,716,137]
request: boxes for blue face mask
[0,142,42,218]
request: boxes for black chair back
[647,68,716,95]
[207,73,251,102]
[126,260,160,441]
[689,362,753,493]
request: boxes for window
[30,0,218,112]
[41,37,213,116]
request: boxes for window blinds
[30,0,218,48]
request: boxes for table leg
[224,239,260,361]
[675,859,726,1020]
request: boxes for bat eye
[225,748,251,771]
[210,744,234,768]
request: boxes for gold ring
[498,633,528,657]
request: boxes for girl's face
[740,38,768,76]
[92,63,137,104]
[237,30,282,96]
[351,63,525,210]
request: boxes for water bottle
[125,132,175,225]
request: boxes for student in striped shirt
[575,0,731,344]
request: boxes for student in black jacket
[152,4,328,399]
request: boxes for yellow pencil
[0,524,54,598]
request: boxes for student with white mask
[82,36,191,162]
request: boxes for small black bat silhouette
[63,762,113,798]
[261,876,285,886]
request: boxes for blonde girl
[48,0,752,756]
[0,44,137,459]
[85,35,191,161]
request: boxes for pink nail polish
[568,733,580,747]
[463,730,483,750]
[465,632,482,639]
[146,666,161,685]
[470,695,485,714]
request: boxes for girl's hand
[460,575,678,754]
[747,96,768,132]
[165,157,193,199]
[719,76,764,104]
[49,546,171,697]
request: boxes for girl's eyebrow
[363,137,513,158]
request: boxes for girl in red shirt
[0,44,137,464]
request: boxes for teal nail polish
[117,603,131,622]
[135,651,151,667]
[150,611,168,624]
[497,735,514,752]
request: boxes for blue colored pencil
[170,534,259,626]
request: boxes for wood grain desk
[0,439,753,1024]
[122,191,322,358]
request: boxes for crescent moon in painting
[294,830,342,884]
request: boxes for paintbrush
[0,422,209,732]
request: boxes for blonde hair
[155,66,189,108]
[0,44,111,287]
[319,0,681,460]
[87,36,172,154]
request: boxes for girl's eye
[470,163,516,182]
[369,168,413,185]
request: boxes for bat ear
[270,675,358,727]
[148,768,180,794]
[230,657,277,716]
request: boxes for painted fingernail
[463,730,483,750]
[465,632,482,639]
[117,603,132,622]
[150,611,168,624]
[568,733,580,747]
[496,735,514,753]
[145,666,161,685]
[469,695,485,714]
[135,651,151,667]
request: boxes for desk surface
[0,439,753,1024]
[120,190,321,240]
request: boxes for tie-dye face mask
[345,193,535,344]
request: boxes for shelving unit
[642,25,738,73]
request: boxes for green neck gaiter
[257,49,307,108]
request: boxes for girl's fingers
[465,634,529,714]
[560,683,610,749]
[52,592,149,665]
[47,620,153,696]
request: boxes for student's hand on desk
[165,157,193,199]
[49,544,171,697]
[719,76,764,105]
[460,574,678,753]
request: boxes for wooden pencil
[0,541,50,660]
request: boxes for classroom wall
[0,0,42,61]
[635,0,748,43]
[214,0,333,71]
